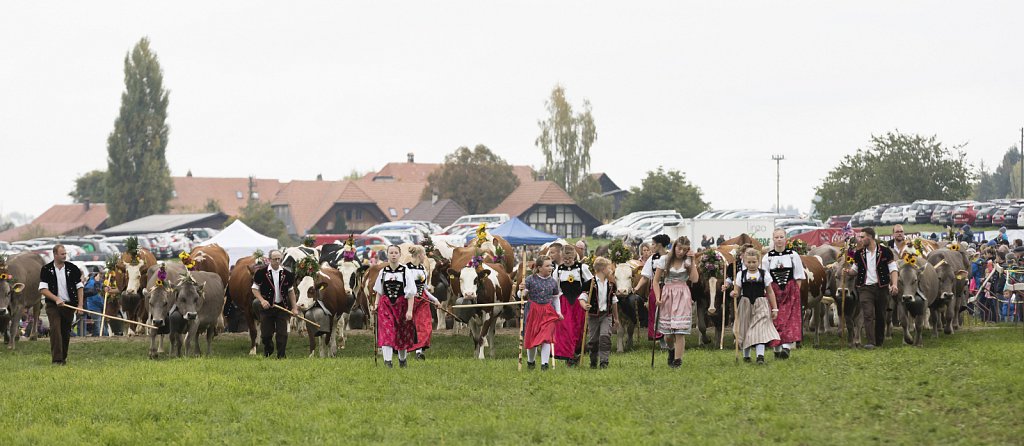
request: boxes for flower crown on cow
[302,235,316,248]
[475,224,488,247]
[901,251,919,267]
[786,239,808,256]
[607,240,633,265]
[178,251,196,270]
[125,236,140,264]
[345,234,356,248]
[252,249,265,262]
[698,248,722,278]
[156,264,168,288]
[468,255,485,269]
[296,256,320,280]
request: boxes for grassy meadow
[0,325,1021,445]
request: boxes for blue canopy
[465,217,559,246]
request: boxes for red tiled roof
[0,223,93,242]
[366,162,535,185]
[358,181,429,220]
[170,176,282,216]
[272,180,363,236]
[489,181,577,216]
[32,203,109,231]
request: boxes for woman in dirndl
[373,245,418,368]
[652,236,699,368]
[762,228,806,359]
[406,245,441,361]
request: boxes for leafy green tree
[423,145,520,214]
[535,85,597,195]
[105,37,173,225]
[622,167,709,217]
[204,199,222,213]
[814,131,972,217]
[227,201,291,246]
[69,170,108,203]
[572,175,614,222]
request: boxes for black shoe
[669,358,682,369]
[385,360,393,368]
[756,355,765,365]
[780,348,790,360]
[399,359,407,368]
[667,349,675,366]
[541,363,550,371]
[590,361,597,369]
[599,362,609,369]
[743,357,752,363]
[415,352,425,361]
[566,359,577,368]
[527,362,536,370]
[773,351,781,359]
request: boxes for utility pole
[772,154,785,214]
[1020,128,1023,198]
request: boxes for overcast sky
[2,1,1022,219]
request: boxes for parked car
[1004,204,1023,229]
[825,215,852,229]
[775,218,823,229]
[880,204,909,225]
[991,206,1010,227]
[784,225,820,238]
[592,210,681,238]
[871,204,902,225]
[952,202,985,227]
[909,201,940,224]
[930,203,957,226]
[974,203,1000,227]
[451,214,510,227]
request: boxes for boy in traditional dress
[580,256,620,369]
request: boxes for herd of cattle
[0,233,973,360]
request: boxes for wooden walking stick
[74,307,157,330]
[273,304,320,329]
[719,276,727,350]
[650,302,660,369]
[733,290,740,363]
[517,246,527,372]
[579,277,597,358]
[372,294,379,367]
[100,272,112,337]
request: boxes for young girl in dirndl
[763,228,806,359]
[652,236,699,368]
[730,247,780,365]
[520,255,563,370]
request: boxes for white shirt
[38,263,82,302]
[761,250,807,280]
[579,277,618,312]
[641,255,666,279]
[271,267,282,303]
[852,246,898,285]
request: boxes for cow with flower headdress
[690,247,732,347]
[227,251,269,355]
[925,245,970,334]
[446,253,514,359]
[108,236,158,336]
[896,250,938,346]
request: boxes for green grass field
[1,325,1021,445]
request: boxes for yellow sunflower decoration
[178,251,197,270]
[901,252,918,267]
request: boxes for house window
[236,191,243,199]
[171,190,177,198]
[356,209,363,220]
[346,209,353,220]
[403,208,410,215]
[389,208,398,218]
[546,205,555,219]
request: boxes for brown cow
[295,267,353,357]
[448,262,514,359]
[228,255,266,355]
[453,235,515,275]
[108,248,158,336]
[190,244,229,286]
[0,252,44,349]
[799,255,828,346]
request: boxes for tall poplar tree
[105,37,173,224]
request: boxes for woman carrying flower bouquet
[761,228,806,359]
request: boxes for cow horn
[317,271,330,279]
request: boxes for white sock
[756,344,765,356]
[398,350,407,361]
[527,347,536,363]
[540,343,552,365]
[774,345,782,352]
[743,347,751,358]
[415,348,423,354]
[783,343,792,350]
[382,346,394,361]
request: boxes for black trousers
[45,303,75,363]
[255,299,289,358]
[857,285,888,347]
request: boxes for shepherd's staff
[73,307,156,330]
[371,296,379,367]
[100,273,113,337]
[650,302,661,369]
[417,295,464,323]
[273,304,320,329]
[516,246,527,372]
[451,301,527,309]
[579,276,597,359]
[719,271,727,349]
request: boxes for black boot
[527,361,536,370]
[756,355,765,365]
[780,348,790,360]
[399,359,407,368]
[415,351,426,361]
[541,363,550,371]
[384,360,393,368]
[667,349,675,366]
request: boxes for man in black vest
[251,249,297,358]
[38,244,84,365]
[843,227,898,349]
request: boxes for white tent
[200,220,277,267]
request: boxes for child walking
[730,247,780,365]
[519,255,563,370]
[580,257,620,369]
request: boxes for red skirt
[410,295,433,350]
[377,296,417,350]
[647,287,664,340]
[524,301,559,349]
[769,281,802,346]
[555,295,586,359]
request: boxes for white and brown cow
[448,262,514,359]
[295,267,353,357]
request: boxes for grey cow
[897,260,938,346]
[168,271,225,357]
[0,253,44,349]
[142,262,187,358]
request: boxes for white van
[451,214,510,226]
